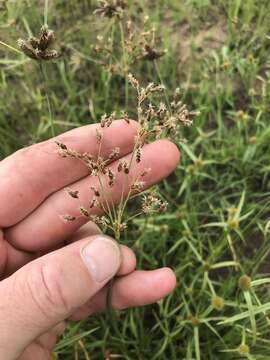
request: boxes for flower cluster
[57,75,198,239]
[128,74,199,142]
[94,0,127,18]
[92,5,166,76]
[142,194,168,214]
[18,25,59,61]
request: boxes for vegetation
[1,0,270,359]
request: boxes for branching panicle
[57,75,198,241]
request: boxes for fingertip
[156,139,181,167]
[111,119,140,134]
[118,245,136,275]
[158,267,177,294]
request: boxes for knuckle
[25,263,71,319]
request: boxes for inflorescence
[18,25,60,61]
[57,75,198,239]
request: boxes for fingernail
[81,236,120,283]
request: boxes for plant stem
[154,60,172,114]
[119,22,129,107]
[0,40,23,55]
[39,63,55,137]
[44,0,49,26]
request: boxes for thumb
[0,235,121,359]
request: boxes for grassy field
[1,0,270,359]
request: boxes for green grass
[1,0,270,358]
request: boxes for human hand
[0,120,179,359]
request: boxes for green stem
[44,0,49,25]
[0,40,23,55]
[154,60,172,115]
[39,63,55,137]
[119,22,129,107]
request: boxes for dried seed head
[29,36,40,49]
[128,73,139,89]
[91,186,100,197]
[142,194,168,214]
[238,275,252,291]
[108,147,120,161]
[121,111,130,124]
[117,161,123,172]
[135,146,142,163]
[118,160,129,174]
[39,25,55,51]
[66,188,79,199]
[18,39,39,60]
[37,49,59,61]
[18,26,59,62]
[157,102,167,118]
[108,169,116,187]
[113,221,127,233]
[100,113,115,128]
[90,215,110,227]
[94,0,126,18]
[141,44,166,61]
[131,181,145,193]
[159,201,168,212]
[55,141,68,150]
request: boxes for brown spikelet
[66,188,79,199]
[89,197,98,209]
[108,169,115,187]
[80,207,90,218]
[91,187,101,197]
[135,147,142,163]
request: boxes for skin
[0,120,180,360]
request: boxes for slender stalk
[154,60,172,114]
[44,0,49,26]
[119,22,129,107]
[39,63,55,137]
[0,40,23,55]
